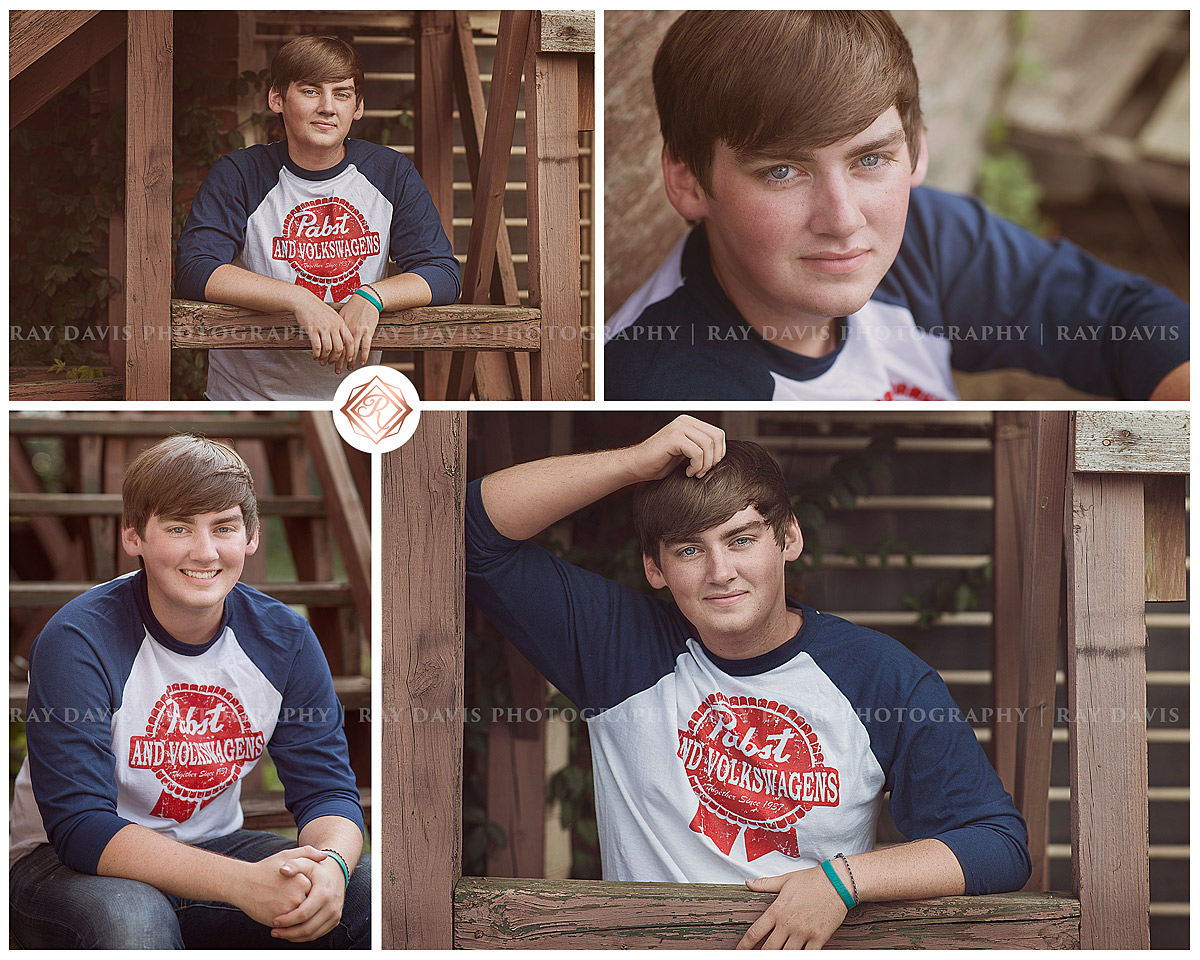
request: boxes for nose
[706,548,736,584]
[190,531,220,563]
[808,172,867,238]
[318,90,335,113]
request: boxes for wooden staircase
[9,410,372,823]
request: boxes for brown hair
[270,35,365,101]
[122,435,258,540]
[633,440,794,564]
[654,11,923,194]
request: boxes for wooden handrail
[9,581,354,608]
[454,879,1081,949]
[171,300,541,352]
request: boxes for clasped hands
[241,845,347,942]
[737,866,850,950]
[294,293,380,375]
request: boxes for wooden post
[990,412,1028,794]
[383,412,465,948]
[1013,412,1068,892]
[1064,425,1150,948]
[525,11,585,400]
[414,10,456,401]
[1143,474,1187,601]
[123,10,172,400]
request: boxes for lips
[801,249,869,275]
[705,591,748,606]
[182,569,221,581]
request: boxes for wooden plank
[171,300,541,351]
[414,10,457,401]
[9,493,325,517]
[10,413,303,438]
[301,413,372,632]
[10,581,353,607]
[525,18,584,400]
[9,375,124,401]
[1138,60,1189,165]
[454,880,1081,949]
[105,48,127,371]
[9,9,101,77]
[1143,475,1187,602]
[452,10,535,401]
[453,11,524,401]
[1072,411,1189,474]
[382,412,465,948]
[9,439,88,584]
[78,435,114,582]
[989,413,1028,795]
[10,10,124,129]
[538,12,595,53]
[241,787,372,831]
[123,10,172,400]
[1064,460,1150,949]
[1013,412,1069,893]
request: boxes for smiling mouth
[182,570,221,580]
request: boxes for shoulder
[345,139,419,185]
[29,576,144,678]
[224,582,315,644]
[805,611,936,697]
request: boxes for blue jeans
[9,830,371,949]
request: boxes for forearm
[96,822,249,901]
[364,272,433,311]
[298,815,364,875]
[481,447,644,541]
[1149,361,1189,401]
[204,262,316,314]
[833,838,965,903]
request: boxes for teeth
[184,570,219,579]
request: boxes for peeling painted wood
[539,11,595,53]
[1072,411,1188,474]
[453,879,1080,948]
[170,300,541,351]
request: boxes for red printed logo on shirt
[678,694,839,861]
[880,381,942,401]
[128,683,265,823]
[271,197,381,301]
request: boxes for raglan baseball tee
[176,138,460,401]
[465,479,1030,890]
[605,186,1188,400]
[9,571,363,873]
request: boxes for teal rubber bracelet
[322,849,350,889]
[352,287,383,311]
[820,858,857,909]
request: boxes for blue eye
[768,165,791,180]
[679,546,698,558]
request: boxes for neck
[287,140,347,173]
[702,607,803,661]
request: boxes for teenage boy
[176,35,461,401]
[605,12,1189,401]
[10,435,369,949]
[466,416,1030,949]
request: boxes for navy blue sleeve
[24,595,139,874]
[175,153,256,302]
[888,187,1188,398]
[809,617,1030,894]
[465,478,686,712]
[266,624,365,837]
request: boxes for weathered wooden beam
[383,412,465,948]
[10,9,101,78]
[1072,411,1189,474]
[1143,474,1188,601]
[10,493,325,517]
[241,786,372,831]
[123,10,172,400]
[453,879,1081,949]
[10,581,353,608]
[171,300,541,351]
[526,12,585,400]
[9,414,303,438]
[1064,448,1150,949]
[537,11,596,53]
[1014,412,1069,893]
[990,412,1029,794]
[9,374,124,402]
[10,9,124,128]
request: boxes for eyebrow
[741,127,907,166]
[664,519,766,548]
[159,513,243,527]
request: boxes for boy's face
[664,107,926,338]
[122,509,259,638]
[269,79,364,157]
[642,506,802,658]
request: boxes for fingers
[674,416,725,478]
[746,874,788,894]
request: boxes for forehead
[665,505,769,546]
[728,105,906,165]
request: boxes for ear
[245,526,261,557]
[121,525,145,559]
[643,553,668,591]
[352,97,365,122]
[909,128,929,188]
[268,85,286,116]
[661,145,710,221]
[782,517,803,563]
